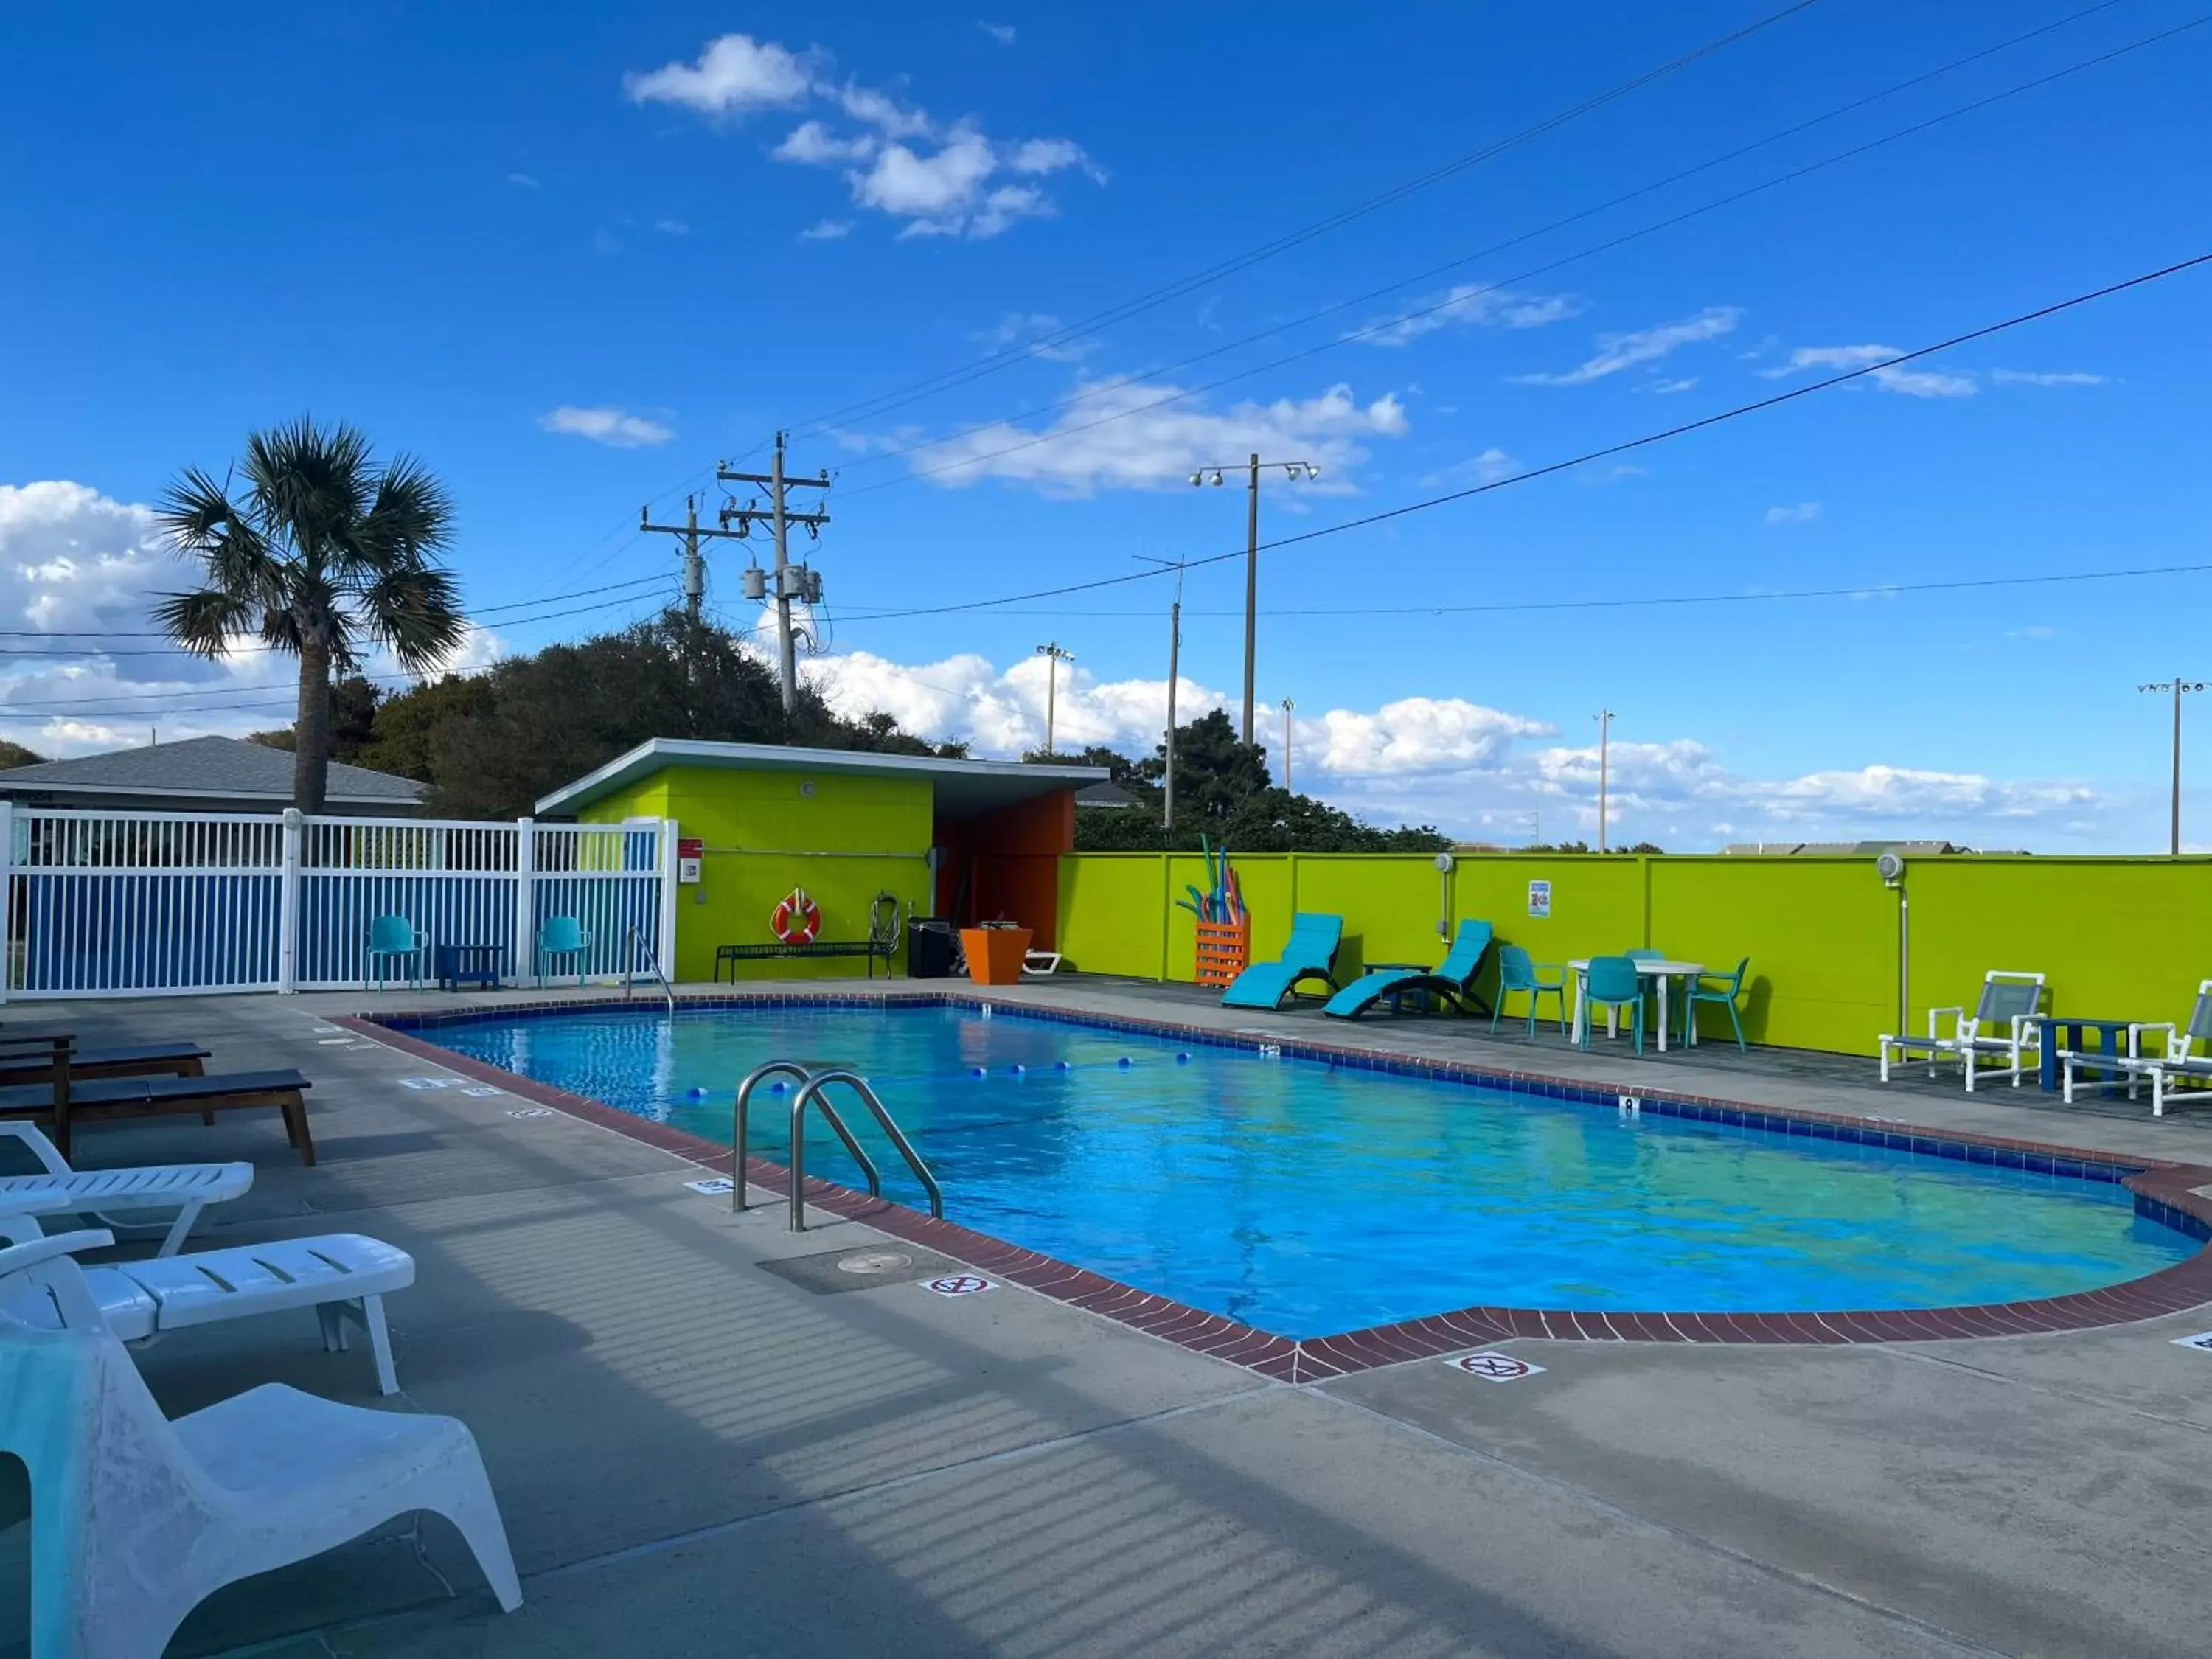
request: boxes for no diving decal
[1445,1351,1545,1382]
[922,1273,998,1298]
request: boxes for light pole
[2139,675,2207,855]
[1189,456,1319,745]
[1135,554,1188,832]
[1595,709,1614,853]
[1281,698,1295,791]
[1036,642,1075,757]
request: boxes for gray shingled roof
[0,736,425,803]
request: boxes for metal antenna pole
[1281,698,1295,790]
[1035,642,1074,755]
[2138,675,2205,855]
[1164,597,1180,832]
[1242,453,1260,745]
[1596,709,1614,853]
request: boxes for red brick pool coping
[338,999,2212,1385]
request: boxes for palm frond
[359,563,469,674]
[246,416,375,571]
[152,588,266,660]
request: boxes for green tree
[245,675,383,761]
[0,740,46,770]
[156,417,465,811]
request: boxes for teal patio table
[2034,1015,2135,1094]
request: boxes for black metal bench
[714,939,894,981]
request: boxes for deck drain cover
[757,1243,964,1295]
[837,1250,914,1275]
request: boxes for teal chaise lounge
[1322,921,1494,1020]
[1220,913,1343,1010]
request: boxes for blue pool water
[421,1003,2196,1338]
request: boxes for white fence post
[277,808,302,995]
[658,818,679,983]
[512,817,535,988]
[0,799,13,1006]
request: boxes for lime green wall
[1057,850,2212,1056]
[582,765,933,981]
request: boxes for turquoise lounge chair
[1220,913,1343,1010]
[1322,921,1494,1020]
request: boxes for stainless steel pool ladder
[731,1060,943,1232]
[623,924,676,1015]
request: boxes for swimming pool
[413,1001,2197,1340]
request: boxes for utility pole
[1035,642,1075,756]
[717,433,832,714]
[1189,456,1318,744]
[1281,698,1295,791]
[1136,553,1189,833]
[1596,709,1614,853]
[640,493,751,619]
[2139,675,2207,855]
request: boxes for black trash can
[907,918,957,979]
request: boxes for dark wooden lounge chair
[0,1042,314,1164]
[0,1037,209,1084]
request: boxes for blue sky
[4,1,2211,849]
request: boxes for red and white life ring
[771,886,822,945]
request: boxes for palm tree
[156,417,467,812]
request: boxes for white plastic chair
[1877,970,2045,1092]
[0,1208,415,1394]
[0,1229,521,1658]
[0,1121,251,1256]
[2064,978,2212,1116]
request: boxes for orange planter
[961,926,1032,986]
[1194,919,1250,988]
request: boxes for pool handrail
[731,1060,880,1215]
[788,1069,944,1233]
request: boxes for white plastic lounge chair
[1022,948,1062,976]
[1877,970,2045,1092]
[2064,978,2212,1117]
[0,1229,520,1658]
[0,1121,251,1256]
[0,1208,414,1394]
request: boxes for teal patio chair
[1489,945,1567,1036]
[1579,955,1646,1054]
[1322,921,1493,1020]
[535,917,592,989]
[366,915,431,993]
[1220,913,1342,1010]
[1681,957,1751,1051]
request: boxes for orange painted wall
[934,790,1074,948]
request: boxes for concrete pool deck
[4,975,2211,1657]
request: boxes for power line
[782,1,1828,439]
[835,249,2212,622]
[826,1,2148,485]
[833,10,2208,501]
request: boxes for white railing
[0,803,673,1001]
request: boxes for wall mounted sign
[1528,880,1552,919]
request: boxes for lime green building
[536,740,1105,981]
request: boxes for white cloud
[1645,377,1697,394]
[1763,501,1821,526]
[538,406,674,448]
[1357,285,1581,348]
[505,172,540,189]
[624,34,815,115]
[776,622,2110,846]
[1512,307,1742,386]
[971,312,1091,362]
[799,218,853,241]
[653,218,689,236]
[1991,369,2109,387]
[1420,448,1519,488]
[873,378,1408,496]
[978,21,1017,45]
[1761,344,1977,399]
[627,32,1098,240]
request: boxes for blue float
[970,1065,987,1077]
[1117,1056,1133,1068]
[1175,1051,1192,1063]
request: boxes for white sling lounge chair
[0,1229,520,1659]
[1,1122,251,1256]
[1878,970,2046,1092]
[2064,979,2212,1117]
[0,1208,415,1394]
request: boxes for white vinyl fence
[0,804,675,1001]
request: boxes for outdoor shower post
[276,808,302,995]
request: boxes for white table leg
[1571,972,1586,1046]
[1655,975,1669,1053]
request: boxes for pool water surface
[418,1002,2196,1340]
